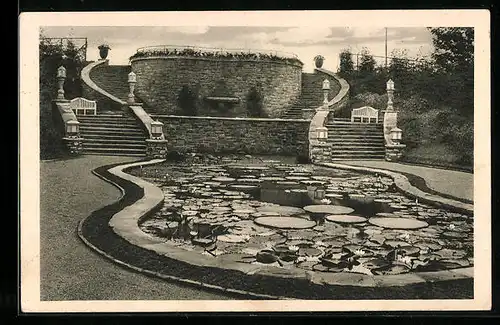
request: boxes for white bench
[351,106,379,123]
[70,97,97,116]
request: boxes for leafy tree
[358,47,376,74]
[428,27,473,73]
[338,48,354,76]
[39,35,84,159]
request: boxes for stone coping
[129,55,304,68]
[78,159,473,297]
[81,59,127,106]
[317,162,473,216]
[151,114,310,123]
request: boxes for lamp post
[56,65,66,100]
[390,127,402,145]
[150,120,164,139]
[386,79,395,111]
[128,71,137,104]
[322,78,330,105]
[65,120,80,138]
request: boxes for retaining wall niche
[131,56,302,118]
[154,115,310,157]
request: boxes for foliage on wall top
[130,48,303,66]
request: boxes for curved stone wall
[131,56,302,118]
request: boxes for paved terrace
[40,155,473,300]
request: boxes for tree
[428,27,474,73]
[338,48,354,76]
[177,85,198,116]
[39,35,84,159]
[358,47,376,74]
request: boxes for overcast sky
[40,26,434,72]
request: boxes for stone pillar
[62,137,84,155]
[382,80,406,161]
[146,139,169,159]
[56,66,66,101]
[128,71,137,104]
[322,78,330,105]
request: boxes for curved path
[335,160,473,203]
[40,155,231,300]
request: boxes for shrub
[246,87,265,118]
[177,85,198,116]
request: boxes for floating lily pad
[383,239,410,248]
[413,240,443,251]
[217,234,250,243]
[369,217,429,230]
[375,212,398,218]
[256,205,305,216]
[325,215,367,224]
[299,247,323,257]
[434,248,467,259]
[303,205,355,215]
[254,216,316,230]
[363,258,391,270]
[373,264,411,275]
[374,199,392,203]
[256,250,278,264]
[442,231,468,239]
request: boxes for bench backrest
[351,106,379,123]
[70,97,97,109]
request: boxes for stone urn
[314,55,325,68]
[98,44,111,60]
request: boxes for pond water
[130,156,473,276]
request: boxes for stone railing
[81,59,127,107]
[81,60,166,153]
[52,100,84,155]
[308,68,350,162]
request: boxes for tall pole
[385,27,388,69]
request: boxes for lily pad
[325,215,367,224]
[434,248,467,259]
[369,217,429,230]
[413,240,443,251]
[373,264,411,275]
[254,216,316,229]
[383,239,410,248]
[256,205,305,216]
[217,234,250,243]
[299,247,323,257]
[303,205,355,215]
[256,250,278,264]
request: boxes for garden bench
[351,106,379,123]
[70,97,97,116]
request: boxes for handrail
[80,59,127,106]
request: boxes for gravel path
[40,155,231,301]
[337,160,473,202]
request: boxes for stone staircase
[283,72,340,119]
[89,64,132,102]
[78,114,147,157]
[325,118,385,160]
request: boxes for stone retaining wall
[131,56,302,118]
[153,115,310,157]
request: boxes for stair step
[83,143,146,150]
[83,151,146,157]
[84,138,146,144]
[80,122,141,128]
[80,126,144,132]
[82,147,146,154]
[83,134,146,140]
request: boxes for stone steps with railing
[78,114,148,157]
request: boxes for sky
[40,26,434,72]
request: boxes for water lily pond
[129,155,473,276]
